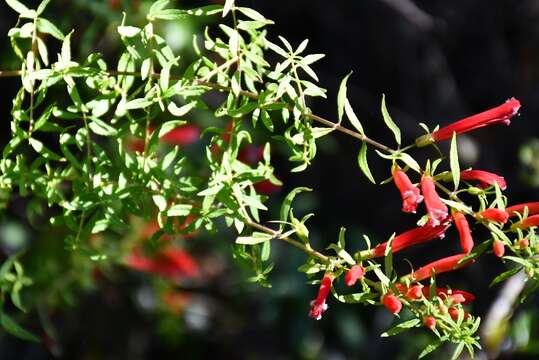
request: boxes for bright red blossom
[159,124,201,146]
[506,202,539,217]
[371,223,449,257]
[460,170,507,190]
[513,215,539,230]
[345,265,365,287]
[453,212,474,254]
[411,254,473,281]
[477,208,509,224]
[393,169,423,213]
[126,247,199,279]
[421,176,449,226]
[309,274,333,320]
[430,97,521,142]
[382,294,402,314]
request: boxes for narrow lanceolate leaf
[358,142,375,184]
[344,98,364,135]
[223,0,234,17]
[381,94,401,146]
[279,187,311,231]
[236,232,273,245]
[36,0,52,15]
[419,340,443,359]
[5,0,31,17]
[337,72,352,124]
[0,312,39,342]
[381,319,421,337]
[168,101,196,117]
[450,132,460,190]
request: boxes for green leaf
[158,120,187,138]
[344,98,364,135]
[36,18,64,40]
[357,142,375,184]
[0,311,39,342]
[279,187,311,231]
[419,340,443,359]
[398,153,420,173]
[381,319,420,337]
[333,291,378,304]
[167,204,193,217]
[236,7,269,22]
[36,0,51,15]
[490,266,522,287]
[88,119,117,137]
[236,232,273,245]
[450,342,465,360]
[381,94,401,146]
[261,240,271,261]
[450,132,460,190]
[5,0,32,17]
[117,26,140,38]
[168,101,196,117]
[149,0,169,14]
[337,72,352,124]
[223,0,234,17]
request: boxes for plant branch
[0,69,397,154]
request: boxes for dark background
[0,0,539,359]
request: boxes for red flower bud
[411,254,473,281]
[518,238,530,248]
[309,274,333,320]
[493,240,505,257]
[513,215,539,230]
[453,212,474,254]
[421,176,449,226]
[393,169,423,213]
[406,285,423,300]
[460,170,507,190]
[345,265,365,287]
[506,202,539,217]
[477,208,509,224]
[448,307,470,321]
[382,294,402,314]
[430,98,521,142]
[424,316,436,330]
[371,223,449,257]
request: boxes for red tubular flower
[430,98,521,142]
[382,294,402,314]
[345,265,365,286]
[424,316,436,330]
[421,176,449,226]
[460,170,507,190]
[126,247,199,279]
[309,274,333,320]
[506,202,539,217]
[513,215,539,230]
[453,212,474,254]
[393,168,423,213]
[411,254,473,282]
[160,124,201,146]
[371,223,450,257]
[493,240,505,257]
[477,208,509,224]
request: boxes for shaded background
[1,0,539,359]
